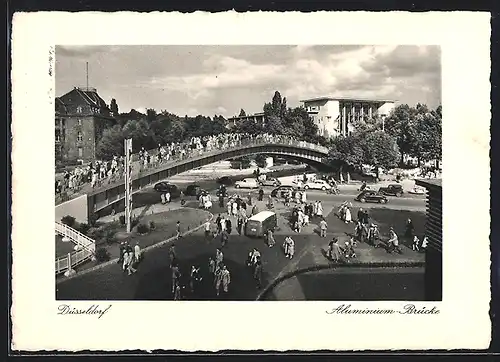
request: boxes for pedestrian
[295,191,301,204]
[253,257,263,289]
[118,242,125,264]
[388,227,402,254]
[122,249,132,274]
[221,229,229,247]
[216,214,222,235]
[368,223,381,247]
[421,236,428,251]
[176,221,181,239]
[237,216,243,235]
[283,237,295,259]
[252,204,259,216]
[344,206,352,224]
[316,201,323,217]
[357,208,364,223]
[171,262,181,294]
[215,264,231,297]
[405,218,415,240]
[232,201,238,217]
[225,218,232,235]
[266,228,275,248]
[319,217,328,238]
[134,241,142,262]
[220,215,226,233]
[161,193,166,204]
[362,209,369,225]
[173,282,182,300]
[204,219,211,239]
[258,188,264,201]
[208,257,216,275]
[249,248,261,266]
[247,193,252,206]
[215,248,224,270]
[412,235,420,251]
[328,237,342,262]
[301,190,307,204]
[168,243,177,267]
[189,265,202,294]
[227,200,232,216]
[219,195,224,208]
[165,191,171,203]
[267,194,274,209]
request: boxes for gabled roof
[55,97,68,113]
[57,88,110,112]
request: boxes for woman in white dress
[344,207,352,223]
[316,201,323,217]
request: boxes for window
[78,119,82,126]
[55,129,61,142]
[77,131,83,142]
[76,106,83,113]
[78,147,83,158]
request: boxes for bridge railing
[55,222,96,274]
[56,135,330,204]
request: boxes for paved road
[57,198,426,300]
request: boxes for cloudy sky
[55,45,441,117]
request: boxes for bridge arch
[86,140,332,217]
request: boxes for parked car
[271,185,298,198]
[408,186,426,195]
[184,184,203,197]
[378,183,404,197]
[234,178,259,189]
[216,176,233,186]
[355,190,388,204]
[259,177,281,187]
[302,179,332,191]
[153,182,181,199]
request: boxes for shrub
[131,217,139,228]
[95,248,111,262]
[105,230,116,245]
[77,223,91,236]
[61,215,76,228]
[89,214,99,227]
[149,221,156,230]
[119,215,126,225]
[137,223,150,234]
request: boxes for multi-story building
[226,112,265,130]
[300,97,396,138]
[55,87,116,162]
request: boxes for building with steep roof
[55,87,116,162]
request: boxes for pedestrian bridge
[59,137,331,220]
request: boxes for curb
[57,210,214,284]
[255,260,426,301]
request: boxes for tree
[239,109,246,117]
[96,125,125,160]
[359,131,401,179]
[328,134,365,179]
[110,98,119,115]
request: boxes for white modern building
[300,97,396,138]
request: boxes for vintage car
[355,190,388,204]
[271,185,298,198]
[259,177,281,187]
[378,183,404,197]
[302,179,332,191]
[234,178,259,189]
[153,182,181,199]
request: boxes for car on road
[271,185,298,198]
[153,182,181,199]
[378,183,404,197]
[302,179,332,191]
[355,190,388,204]
[408,186,426,195]
[259,177,281,187]
[217,176,233,186]
[234,178,259,189]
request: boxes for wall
[377,102,396,116]
[304,99,340,138]
[61,116,95,161]
[55,194,88,224]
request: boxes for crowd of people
[55,132,314,202]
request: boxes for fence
[55,221,96,275]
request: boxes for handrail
[56,135,330,203]
[55,221,96,274]
[55,222,95,253]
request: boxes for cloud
[55,45,441,117]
